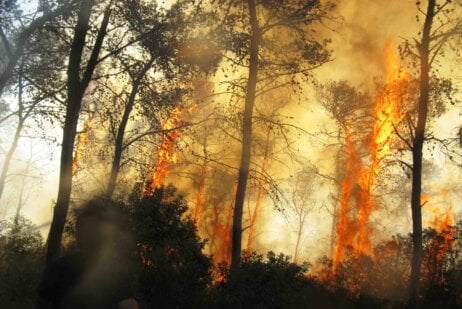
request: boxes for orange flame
[425,189,455,243]
[333,125,362,272]
[214,183,237,266]
[422,189,456,285]
[211,183,237,283]
[247,157,267,253]
[355,39,410,255]
[333,40,410,272]
[72,118,93,176]
[144,107,182,195]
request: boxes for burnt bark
[230,0,260,274]
[409,0,435,306]
[45,1,110,265]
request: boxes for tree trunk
[246,129,270,253]
[409,0,434,306]
[293,213,306,264]
[230,0,260,274]
[45,0,110,265]
[106,59,154,197]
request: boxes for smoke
[310,0,416,88]
[1,1,461,278]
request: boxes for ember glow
[425,189,456,258]
[213,183,237,266]
[72,118,93,176]
[144,107,182,195]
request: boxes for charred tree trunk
[230,0,260,274]
[106,59,154,197]
[409,0,434,306]
[45,1,110,265]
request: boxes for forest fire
[144,107,182,195]
[333,40,410,272]
[72,118,93,176]
[4,0,462,307]
[424,189,456,280]
[213,183,237,267]
[333,126,361,272]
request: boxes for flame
[210,183,237,283]
[194,164,207,228]
[214,183,237,266]
[72,118,93,176]
[247,157,268,253]
[138,243,155,267]
[425,189,455,241]
[333,125,362,272]
[144,107,182,195]
[422,189,456,285]
[333,40,410,273]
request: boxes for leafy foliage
[205,251,359,309]
[0,216,44,307]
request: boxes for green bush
[128,185,212,308]
[0,216,44,307]
[204,251,354,309]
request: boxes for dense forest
[0,0,461,307]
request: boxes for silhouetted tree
[210,0,334,273]
[0,0,74,96]
[398,1,462,304]
[0,216,44,307]
[128,185,212,307]
[46,0,111,265]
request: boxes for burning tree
[318,79,370,263]
[208,0,334,273]
[144,106,182,194]
[72,116,94,176]
[104,0,207,198]
[332,40,412,271]
[317,39,421,296]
